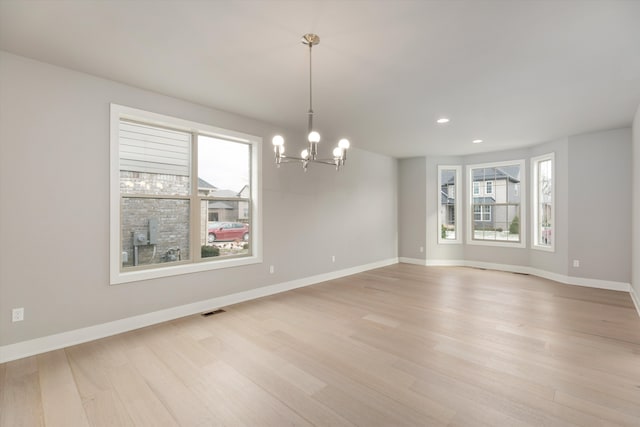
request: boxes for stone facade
[120,171,191,268]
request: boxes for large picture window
[110,104,261,284]
[467,160,525,247]
[532,153,554,251]
[438,165,461,243]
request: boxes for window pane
[119,121,191,196]
[198,136,251,261]
[471,163,522,243]
[200,201,251,259]
[121,198,190,269]
[439,168,458,241]
[535,157,553,247]
[198,135,250,197]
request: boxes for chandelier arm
[278,156,306,163]
[308,159,340,166]
[278,156,338,167]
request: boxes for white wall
[0,52,398,347]
[632,104,640,301]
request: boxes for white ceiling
[1,0,639,158]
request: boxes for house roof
[198,178,217,190]
[472,166,520,183]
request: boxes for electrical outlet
[572,259,580,268]
[332,255,336,263]
[12,307,24,322]
[269,265,275,274]
[419,246,424,253]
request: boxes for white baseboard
[630,286,640,318]
[398,257,427,265]
[425,259,467,267]
[426,259,631,292]
[0,257,398,364]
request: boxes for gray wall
[632,105,640,298]
[568,128,632,283]
[399,130,632,285]
[398,158,426,261]
[0,52,398,346]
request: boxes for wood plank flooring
[2,264,640,426]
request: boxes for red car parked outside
[208,222,249,243]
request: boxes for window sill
[110,254,263,285]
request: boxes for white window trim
[437,165,462,244]
[531,152,555,252]
[485,181,493,195]
[466,159,526,248]
[110,104,262,285]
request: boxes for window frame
[466,159,526,248]
[437,165,462,244]
[110,104,262,285]
[531,152,555,252]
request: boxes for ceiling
[1,0,639,158]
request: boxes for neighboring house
[198,177,217,196]
[207,187,250,224]
[440,176,456,230]
[471,166,521,231]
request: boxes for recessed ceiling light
[472,139,483,144]
[436,117,450,124]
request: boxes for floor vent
[201,309,226,317]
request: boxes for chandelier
[272,33,350,171]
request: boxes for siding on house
[119,120,191,176]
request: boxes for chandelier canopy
[272,34,350,171]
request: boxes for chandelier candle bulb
[272,33,351,171]
[308,131,320,143]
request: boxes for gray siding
[119,120,191,176]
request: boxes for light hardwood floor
[2,264,640,426]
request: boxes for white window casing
[466,159,526,248]
[531,152,555,252]
[437,165,462,244]
[110,104,262,285]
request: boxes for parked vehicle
[208,222,249,242]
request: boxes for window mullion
[190,131,201,262]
